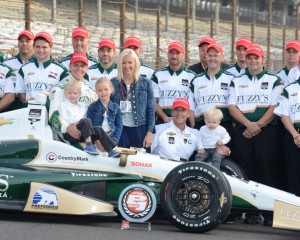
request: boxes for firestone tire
[220,158,247,179]
[161,162,232,233]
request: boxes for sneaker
[84,145,99,155]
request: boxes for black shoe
[263,217,273,226]
[244,214,262,224]
[223,214,235,224]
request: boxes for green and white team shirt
[4,54,34,87]
[49,75,97,132]
[228,69,283,122]
[15,58,68,100]
[87,62,117,88]
[274,80,300,128]
[278,65,299,86]
[60,53,98,69]
[151,65,195,116]
[0,63,14,97]
[225,63,246,77]
[140,63,155,80]
[189,69,234,122]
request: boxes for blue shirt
[87,99,123,144]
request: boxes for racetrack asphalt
[0,211,298,240]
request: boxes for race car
[0,97,299,233]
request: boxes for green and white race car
[0,98,299,233]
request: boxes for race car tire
[220,158,247,179]
[118,184,157,222]
[161,162,232,233]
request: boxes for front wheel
[161,162,232,233]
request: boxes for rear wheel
[220,158,247,179]
[161,162,232,233]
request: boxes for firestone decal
[31,187,58,210]
[70,173,107,177]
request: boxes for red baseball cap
[72,27,89,38]
[246,45,264,57]
[168,41,184,53]
[34,31,52,44]
[98,38,116,50]
[285,40,300,52]
[70,52,88,65]
[206,43,223,53]
[235,37,253,49]
[172,98,190,110]
[124,36,141,48]
[18,30,34,40]
[198,36,215,47]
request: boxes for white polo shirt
[140,63,155,80]
[189,69,234,122]
[274,80,300,128]
[225,63,246,77]
[282,65,300,86]
[87,63,117,88]
[15,58,68,100]
[228,69,283,121]
[152,65,195,116]
[151,121,199,161]
[0,63,14,97]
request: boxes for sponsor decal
[239,85,248,88]
[168,136,175,144]
[274,200,300,230]
[28,71,35,75]
[0,174,13,198]
[184,138,187,144]
[31,187,58,210]
[159,90,189,99]
[50,71,58,76]
[91,77,97,80]
[58,155,88,162]
[167,131,176,136]
[181,79,189,86]
[46,152,57,163]
[118,184,157,222]
[291,92,298,96]
[70,172,107,177]
[261,82,269,89]
[131,161,153,168]
[159,80,168,83]
[220,82,228,90]
[28,109,42,122]
[199,85,207,89]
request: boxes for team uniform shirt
[15,58,68,100]
[189,69,234,122]
[60,53,98,69]
[151,121,199,161]
[228,69,284,122]
[4,54,34,87]
[198,125,230,149]
[225,63,246,77]
[87,62,117,88]
[274,80,300,128]
[151,65,195,116]
[49,75,97,133]
[140,63,155,80]
[58,99,86,134]
[283,65,300,86]
[0,63,14,97]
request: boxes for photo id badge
[120,101,132,112]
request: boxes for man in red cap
[228,45,283,226]
[124,36,154,80]
[60,27,98,70]
[4,30,35,111]
[151,97,199,161]
[226,37,253,76]
[87,38,117,88]
[189,36,229,74]
[16,31,68,104]
[49,52,97,141]
[151,41,195,125]
[277,40,300,86]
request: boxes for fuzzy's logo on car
[131,161,152,168]
[31,188,58,210]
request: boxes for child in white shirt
[195,108,231,169]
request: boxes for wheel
[220,158,247,179]
[161,162,232,233]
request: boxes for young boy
[195,108,231,169]
[58,79,115,155]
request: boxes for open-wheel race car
[0,97,299,233]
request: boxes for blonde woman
[110,49,155,152]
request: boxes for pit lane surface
[0,212,298,240]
